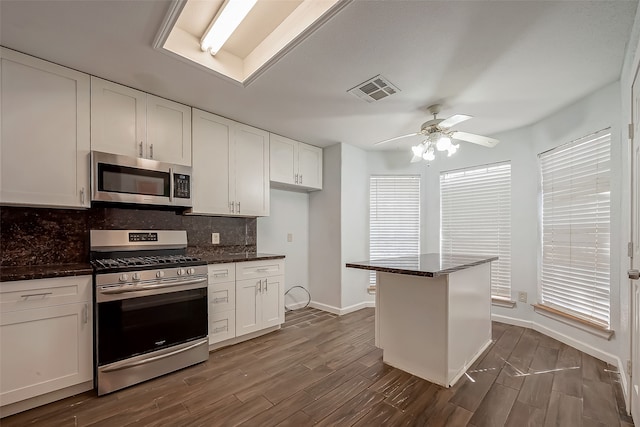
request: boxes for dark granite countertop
[346,253,498,278]
[199,253,285,265]
[1,263,93,282]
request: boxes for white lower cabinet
[0,276,93,407]
[207,260,285,343]
[235,260,285,337]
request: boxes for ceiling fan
[374,105,499,162]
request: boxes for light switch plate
[518,291,527,303]
[211,233,220,244]
[287,233,293,242]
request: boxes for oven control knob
[156,271,165,278]
[119,274,129,282]
[177,268,186,276]
[187,268,195,275]
[132,273,141,281]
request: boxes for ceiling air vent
[348,75,400,103]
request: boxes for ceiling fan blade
[374,132,421,146]
[439,114,472,129]
[451,131,499,148]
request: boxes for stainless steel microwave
[91,151,192,208]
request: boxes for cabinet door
[233,124,270,216]
[269,134,297,185]
[91,77,146,158]
[191,109,232,215]
[0,48,90,208]
[0,302,92,406]
[235,278,262,337]
[147,95,192,166]
[261,275,284,328]
[298,143,323,190]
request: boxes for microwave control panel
[174,174,191,199]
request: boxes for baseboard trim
[309,300,375,315]
[0,380,94,418]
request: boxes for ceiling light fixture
[200,0,258,56]
[411,131,460,163]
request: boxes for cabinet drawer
[208,282,235,314]
[236,260,284,280]
[209,310,236,345]
[0,276,92,313]
[208,263,235,284]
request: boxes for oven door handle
[100,277,207,294]
[100,339,208,373]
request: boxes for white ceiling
[1,0,637,151]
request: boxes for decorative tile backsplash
[0,206,256,266]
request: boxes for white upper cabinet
[0,48,91,208]
[91,77,191,166]
[269,134,322,191]
[191,109,269,217]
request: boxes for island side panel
[446,262,493,385]
[377,271,448,386]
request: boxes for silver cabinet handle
[295,173,298,184]
[82,303,89,324]
[213,272,229,278]
[169,167,173,202]
[149,143,153,159]
[230,201,235,213]
[236,202,240,214]
[213,325,228,333]
[256,280,262,292]
[300,174,303,184]
[630,269,640,280]
[257,268,269,272]
[21,292,53,299]
[213,296,229,303]
[264,277,268,292]
[139,141,143,157]
[80,187,85,204]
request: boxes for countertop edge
[1,254,286,282]
[346,255,498,277]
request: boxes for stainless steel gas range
[90,230,209,395]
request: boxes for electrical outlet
[211,233,220,244]
[287,233,293,242]
[518,291,528,303]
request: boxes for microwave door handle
[169,167,174,203]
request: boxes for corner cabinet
[91,77,192,166]
[0,276,93,408]
[191,109,269,217]
[270,134,322,191]
[0,48,91,208]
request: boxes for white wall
[257,189,310,308]
[340,143,372,308]
[309,144,342,309]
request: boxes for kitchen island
[346,253,498,387]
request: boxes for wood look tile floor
[1,308,633,426]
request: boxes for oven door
[96,286,208,367]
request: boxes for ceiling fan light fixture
[447,143,459,157]
[436,135,452,151]
[423,148,435,161]
[412,144,425,157]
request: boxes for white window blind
[539,129,611,328]
[369,176,421,286]
[440,162,512,300]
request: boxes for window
[440,162,512,300]
[369,176,421,286]
[538,129,611,329]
